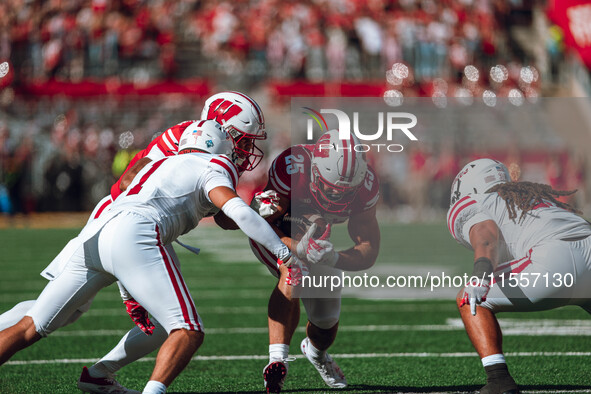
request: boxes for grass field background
[0,221,590,393]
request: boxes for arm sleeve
[221,197,290,260]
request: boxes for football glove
[296,224,337,266]
[249,190,280,218]
[307,239,339,267]
[296,223,317,260]
[460,278,491,316]
[124,298,155,335]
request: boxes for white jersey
[107,152,239,245]
[447,192,591,259]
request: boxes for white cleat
[263,360,288,393]
[300,337,347,388]
[77,366,141,394]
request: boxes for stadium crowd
[2,0,534,84]
[0,0,587,218]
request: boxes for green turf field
[0,223,590,393]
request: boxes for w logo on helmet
[207,99,244,125]
[312,133,332,158]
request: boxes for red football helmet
[201,91,266,172]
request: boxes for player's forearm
[469,220,500,269]
[213,211,239,230]
[334,243,378,271]
[221,197,290,260]
[282,235,295,253]
[120,157,152,191]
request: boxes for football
[278,213,328,241]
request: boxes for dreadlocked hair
[487,181,581,222]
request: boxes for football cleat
[77,366,141,394]
[479,383,520,394]
[479,378,520,394]
[480,363,519,394]
[300,337,347,388]
[263,360,288,393]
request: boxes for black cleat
[263,360,288,393]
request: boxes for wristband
[471,257,493,278]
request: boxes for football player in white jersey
[447,158,591,394]
[0,120,299,394]
[242,130,381,393]
[0,91,266,393]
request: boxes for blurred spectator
[1,0,525,88]
[0,124,13,214]
[0,0,587,219]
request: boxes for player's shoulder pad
[273,145,311,166]
[360,165,380,210]
[268,145,312,197]
[158,120,197,154]
[446,194,482,242]
[208,154,239,189]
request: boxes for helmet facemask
[310,165,361,213]
[308,129,367,213]
[226,126,265,173]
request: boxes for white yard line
[49,320,591,336]
[82,303,459,316]
[6,351,591,366]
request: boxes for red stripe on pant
[250,239,279,274]
[156,226,200,331]
[166,247,202,331]
[491,252,533,286]
[495,256,528,272]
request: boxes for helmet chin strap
[232,152,248,174]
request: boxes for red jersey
[110,120,195,199]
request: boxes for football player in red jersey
[245,129,381,393]
[0,91,267,394]
[448,158,591,394]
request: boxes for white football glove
[249,190,280,218]
[306,238,339,266]
[296,223,338,266]
[296,223,318,260]
[460,278,491,316]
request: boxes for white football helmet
[450,158,510,206]
[201,91,266,172]
[309,129,368,213]
[178,120,233,157]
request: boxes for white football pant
[482,236,591,313]
[27,211,202,336]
